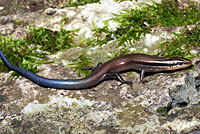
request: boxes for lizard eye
[176,62,183,65]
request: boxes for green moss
[156,107,169,116]
[112,9,152,47]
[159,26,200,59]
[68,53,93,77]
[73,0,200,72]
[66,0,100,7]
[82,0,200,53]
[1,0,199,79]
[0,34,43,77]
[0,26,78,78]
[146,0,200,27]
[26,26,78,52]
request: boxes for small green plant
[85,0,200,49]
[0,34,48,78]
[146,0,200,27]
[14,19,20,26]
[67,0,100,7]
[26,26,78,53]
[159,26,200,59]
[0,26,78,78]
[114,10,151,46]
[68,53,93,77]
[156,107,169,116]
[61,17,70,24]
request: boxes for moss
[66,0,100,7]
[1,0,199,78]
[0,34,41,77]
[146,0,200,27]
[0,26,78,78]
[159,26,200,59]
[156,107,169,116]
[68,53,93,77]
[26,26,78,52]
[81,0,200,57]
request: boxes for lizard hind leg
[104,72,133,88]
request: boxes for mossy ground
[0,0,199,77]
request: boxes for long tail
[0,50,97,90]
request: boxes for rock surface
[0,0,200,133]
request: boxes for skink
[0,50,192,90]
